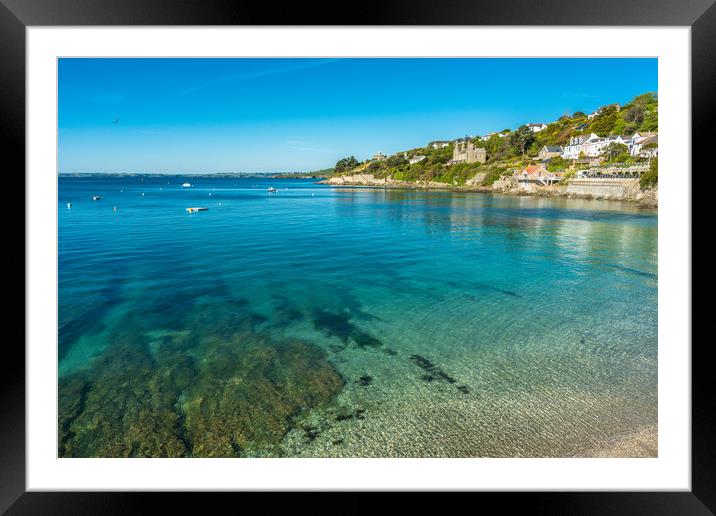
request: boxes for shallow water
[58,176,657,457]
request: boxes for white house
[480,131,510,141]
[428,141,451,149]
[562,133,635,160]
[628,132,657,156]
[562,134,592,159]
[409,155,426,164]
[526,123,547,133]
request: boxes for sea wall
[566,178,638,198]
[322,174,657,206]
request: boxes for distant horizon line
[58,171,324,176]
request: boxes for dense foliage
[334,156,359,173]
[640,157,658,189]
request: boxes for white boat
[92,195,102,201]
[186,207,208,213]
[67,203,72,208]
[267,187,277,193]
[182,182,191,188]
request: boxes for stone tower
[451,141,487,164]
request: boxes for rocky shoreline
[320,174,658,208]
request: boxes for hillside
[329,92,658,187]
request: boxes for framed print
[3,0,711,512]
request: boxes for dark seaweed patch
[351,332,382,349]
[332,438,344,445]
[335,408,366,422]
[302,425,320,441]
[409,355,456,384]
[358,375,373,386]
[312,309,383,350]
[409,354,470,393]
[313,310,354,342]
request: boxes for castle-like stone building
[449,140,487,164]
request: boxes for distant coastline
[58,171,328,180]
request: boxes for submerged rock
[58,327,344,458]
[182,335,343,457]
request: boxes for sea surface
[58,176,658,457]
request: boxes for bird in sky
[112,118,120,124]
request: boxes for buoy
[141,193,145,196]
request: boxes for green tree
[546,156,568,172]
[602,142,629,161]
[640,157,658,189]
[385,154,407,167]
[590,105,618,135]
[509,125,536,156]
[334,156,359,173]
[639,110,658,132]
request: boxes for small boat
[92,195,102,201]
[182,182,192,188]
[186,207,209,213]
[67,202,72,208]
[267,187,277,193]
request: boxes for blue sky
[58,58,657,174]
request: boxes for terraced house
[562,132,655,159]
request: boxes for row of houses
[428,123,548,149]
[543,132,658,160]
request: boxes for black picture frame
[3,0,709,513]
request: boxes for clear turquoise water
[58,176,657,457]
